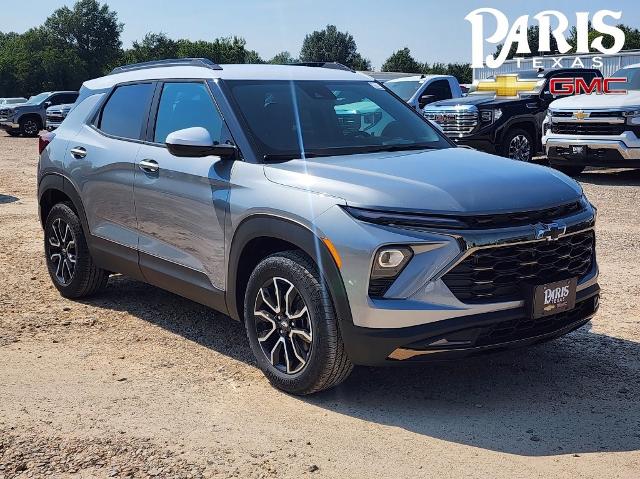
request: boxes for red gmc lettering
[549,77,628,95]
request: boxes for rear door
[70,82,155,270]
[133,80,233,306]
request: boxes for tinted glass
[385,80,421,101]
[25,93,50,105]
[424,80,452,101]
[100,83,154,140]
[227,80,451,159]
[611,67,640,91]
[154,82,224,143]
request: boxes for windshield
[226,80,451,160]
[24,93,50,105]
[611,67,640,91]
[384,80,422,101]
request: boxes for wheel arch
[499,119,539,153]
[38,174,89,235]
[19,112,43,127]
[226,215,353,328]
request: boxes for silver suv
[38,59,600,394]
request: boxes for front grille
[424,110,478,136]
[551,123,627,136]
[368,278,394,297]
[458,201,584,229]
[474,296,595,346]
[551,110,625,119]
[442,230,595,304]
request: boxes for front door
[133,81,233,308]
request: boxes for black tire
[244,251,353,395]
[44,203,108,299]
[6,130,20,137]
[550,164,586,177]
[501,128,534,162]
[19,116,41,137]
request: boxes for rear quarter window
[98,83,154,140]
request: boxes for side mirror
[166,127,238,159]
[44,101,52,107]
[419,94,436,107]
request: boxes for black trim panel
[140,252,227,313]
[226,215,353,327]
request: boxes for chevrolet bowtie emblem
[475,74,540,97]
[574,110,589,120]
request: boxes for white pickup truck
[384,75,463,110]
[544,63,640,176]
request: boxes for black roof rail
[290,62,355,73]
[109,58,223,75]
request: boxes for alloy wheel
[23,120,39,136]
[253,277,313,375]
[47,218,77,285]
[508,134,531,161]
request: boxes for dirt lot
[0,132,639,479]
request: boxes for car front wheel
[20,117,41,137]
[244,251,353,395]
[502,128,533,162]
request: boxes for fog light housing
[369,246,413,298]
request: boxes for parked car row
[418,64,640,176]
[0,91,78,137]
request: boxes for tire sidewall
[244,253,336,394]
[44,203,92,297]
[503,128,533,162]
[20,117,41,137]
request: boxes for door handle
[70,147,87,159]
[139,159,159,173]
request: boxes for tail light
[38,131,55,154]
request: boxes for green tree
[381,48,422,73]
[445,63,472,84]
[269,51,298,64]
[244,50,264,64]
[44,0,123,77]
[124,32,178,64]
[299,25,371,70]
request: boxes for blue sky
[1,0,638,69]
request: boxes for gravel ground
[0,132,639,478]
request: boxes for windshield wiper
[362,144,439,154]
[263,152,334,162]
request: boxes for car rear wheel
[550,164,586,177]
[44,203,108,298]
[244,251,353,395]
[502,128,533,162]
[20,117,41,137]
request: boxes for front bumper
[0,120,19,130]
[46,119,63,131]
[341,284,599,365]
[545,132,640,167]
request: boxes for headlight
[369,246,413,298]
[623,109,640,125]
[480,109,502,123]
[493,108,503,121]
[343,206,467,230]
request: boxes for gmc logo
[549,77,627,95]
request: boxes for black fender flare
[496,117,540,151]
[226,214,353,329]
[38,173,90,234]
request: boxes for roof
[622,63,640,70]
[385,74,454,83]
[83,63,373,91]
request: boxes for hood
[264,148,582,214]
[550,90,640,109]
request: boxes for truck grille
[551,123,627,136]
[442,230,595,304]
[424,110,478,136]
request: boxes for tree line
[2,0,640,97]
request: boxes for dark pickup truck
[423,68,603,162]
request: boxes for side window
[62,93,79,104]
[423,80,453,102]
[153,82,226,144]
[47,95,63,106]
[99,83,154,140]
